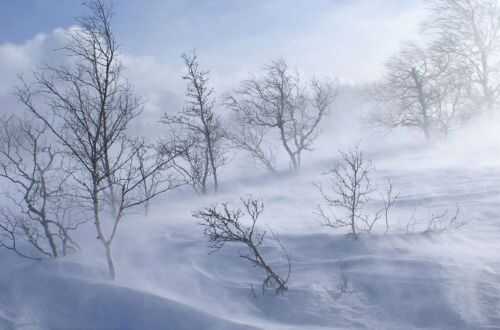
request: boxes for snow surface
[2,121,500,329]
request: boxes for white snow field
[1,128,500,330]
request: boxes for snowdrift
[1,147,500,329]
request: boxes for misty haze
[0,0,499,329]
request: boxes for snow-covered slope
[0,262,258,330]
[2,146,500,330]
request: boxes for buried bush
[316,147,398,239]
[194,197,291,295]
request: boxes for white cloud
[0,28,183,137]
[285,0,426,82]
[0,1,426,132]
[193,0,426,86]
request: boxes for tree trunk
[91,176,116,280]
[105,243,116,280]
[201,148,210,194]
[411,68,432,141]
[206,135,218,193]
[278,123,298,171]
[41,221,58,258]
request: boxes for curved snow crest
[1,148,500,329]
[0,262,258,330]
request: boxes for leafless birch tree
[16,0,181,279]
[424,0,500,112]
[0,116,83,259]
[162,51,225,194]
[316,148,377,239]
[316,148,398,239]
[371,43,468,139]
[226,59,336,172]
[194,198,291,295]
[227,119,278,174]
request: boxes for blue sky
[0,0,424,125]
[1,1,334,45]
[0,0,424,137]
[0,1,422,63]
[1,0,82,43]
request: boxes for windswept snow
[1,144,500,330]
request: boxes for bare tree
[194,198,291,295]
[380,179,399,234]
[371,43,468,140]
[403,206,464,234]
[373,0,500,137]
[167,133,211,195]
[0,116,83,259]
[430,54,473,135]
[423,207,464,234]
[136,140,177,215]
[424,0,500,112]
[226,59,336,172]
[316,148,398,239]
[162,51,225,194]
[16,0,181,279]
[227,120,278,174]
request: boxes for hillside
[2,145,499,330]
